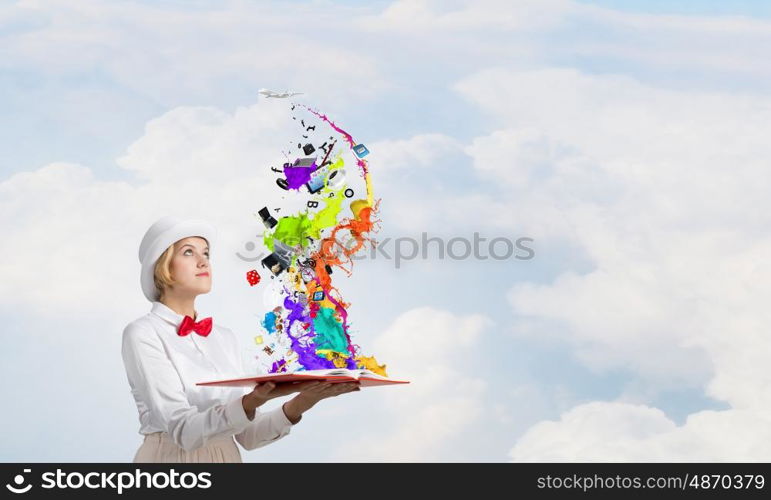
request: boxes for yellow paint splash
[354,355,388,376]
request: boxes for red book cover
[197,369,410,388]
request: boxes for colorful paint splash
[249,100,387,377]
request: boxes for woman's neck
[160,296,197,320]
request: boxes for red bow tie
[177,315,213,337]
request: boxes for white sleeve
[121,323,254,452]
[228,329,299,451]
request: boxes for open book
[196,368,410,388]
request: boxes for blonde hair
[153,244,176,301]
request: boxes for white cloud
[359,0,573,32]
[369,133,462,172]
[117,104,290,183]
[510,402,771,461]
[0,162,138,315]
[464,127,566,188]
[332,307,492,461]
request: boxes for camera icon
[5,469,32,494]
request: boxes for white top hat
[138,215,217,302]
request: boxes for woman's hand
[282,381,361,422]
[241,380,323,420]
[297,381,361,406]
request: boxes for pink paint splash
[299,104,370,178]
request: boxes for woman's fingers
[321,382,360,397]
[308,382,332,392]
[253,381,275,393]
[250,381,277,400]
[295,381,323,391]
[283,381,316,395]
[292,381,361,398]
[281,380,321,392]
[335,382,359,389]
[250,380,354,403]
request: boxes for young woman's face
[168,236,212,297]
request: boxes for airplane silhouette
[259,88,304,98]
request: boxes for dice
[246,269,261,286]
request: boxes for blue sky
[2,0,771,462]
[578,0,771,17]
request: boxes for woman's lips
[196,272,209,277]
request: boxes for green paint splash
[263,188,346,250]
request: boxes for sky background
[2,0,771,462]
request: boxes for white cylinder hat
[138,215,217,303]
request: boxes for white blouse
[121,301,297,452]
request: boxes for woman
[122,215,359,463]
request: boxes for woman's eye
[182,249,208,257]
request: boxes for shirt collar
[151,301,201,328]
